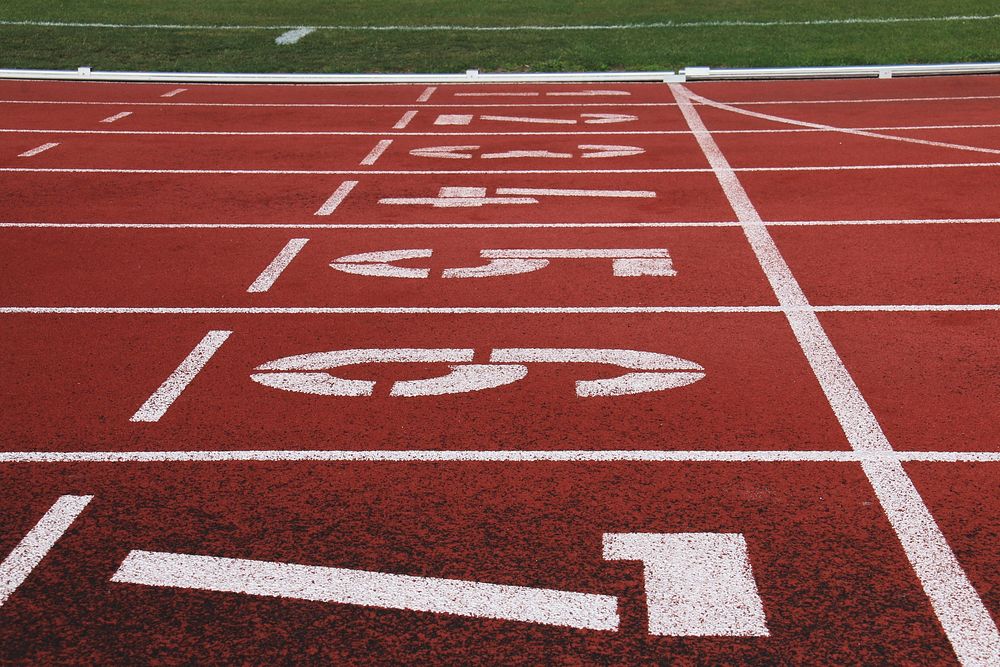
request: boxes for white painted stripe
[99,111,132,123]
[4,95,1000,108]
[0,450,997,463]
[17,142,58,157]
[359,139,392,165]
[3,218,1000,229]
[689,90,1000,156]
[4,162,1000,175]
[0,306,782,314]
[392,110,417,129]
[457,92,539,97]
[416,86,436,102]
[314,180,358,215]
[160,88,186,98]
[4,304,1000,314]
[3,123,1000,137]
[496,187,655,197]
[671,83,1000,667]
[0,495,93,606]
[275,27,316,45]
[113,550,619,630]
[5,14,1000,31]
[603,533,768,636]
[246,238,309,292]
[129,330,232,422]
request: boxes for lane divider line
[671,82,1000,667]
[99,111,132,123]
[359,139,393,165]
[392,110,418,129]
[0,495,93,606]
[247,238,309,293]
[129,330,232,422]
[17,142,58,157]
[314,180,359,215]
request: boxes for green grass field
[1,1,999,74]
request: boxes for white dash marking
[275,27,316,45]
[392,110,417,129]
[314,180,359,215]
[416,86,437,103]
[160,88,186,98]
[456,92,540,97]
[130,330,232,422]
[18,142,58,157]
[671,82,1000,667]
[247,238,309,293]
[112,550,619,631]
[359,139,393,165]
[100,111,132,124]
[495,187,655,198]
[0,495,93,607]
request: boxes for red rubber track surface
[0,76,997,665]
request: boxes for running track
[0,75,998,665]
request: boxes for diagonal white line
[688,90,1000,156]
[671,82,1000,667]
[130,330,232,422]
[247,238,309,292]
[359,139,393,165]
[0,495,93,606]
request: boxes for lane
[0,462,958,663]
[0,133,708,171]
[821,312,1000,453]
[0,228,773,307]
[0,172,733,224]
[0,313,847,453]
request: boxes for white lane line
[99,111,132,123]
[0,306,782,314]
[416,86,437,103]
[112,550,619,631]
[689,90,1000,156]
[0,495,93,606]
[314,180,358,215]
[5,14,1000,30]
[5,95,1000,108]
[6,304,1000,315]
[5,218,1000,229]
[1,450,998,463]
[359,139,393,165]
[5,162,1000,175]
[247,238,309,293]
[392,110,418,129]
[17,142,58,157]
[160,88,186,98]
[3,123,1000,137]
[275,27,316,45]
[672,82,1000,667]
[129,330,232,422]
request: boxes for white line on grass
[0,450,997,463]
[672,82,1000,667]
[129,330,231,422]
[17,142,58,157]
[99,111,132,123]
[3,14,999,31]
[0,495,93,606]
[359,139,392,165]
[275,27,316,45]
[314,180,358,215]
[246,238,309,293]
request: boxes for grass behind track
[1,1,999,73]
